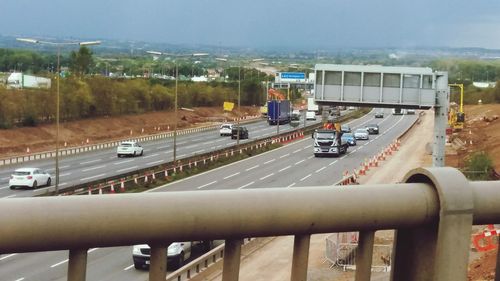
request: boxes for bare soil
[0,106,260,158]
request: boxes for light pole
[237,65,241,146]
[147,51,208,163]
[17,38,100,195]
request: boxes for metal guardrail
[0,115,262,166]
[1,167,499,281]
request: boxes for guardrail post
[222,239,242,281]
[391,167,473,281]
[355,231,374,281]
[150,244,168,281]
[291,234,310,281]
[67,248,87,281]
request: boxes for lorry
[267,100,291,125]
[312,129,348,157]
[6,72,51,89]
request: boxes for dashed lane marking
[117,166,138,173]
[82,165,106,172]
[80,159,102,165]
[113,159,135,165]
[260,173,274,180]
[223,172,240,180]
[279,153,290,158]
[315,167,326,173]
[50,259,68,268]
[295,160,305,165]
[279,166,291,172]
[80,174,106,181]
[238,181,255,189]
[300,174,311,181]
[264,159,275,165]
[0,253,17,260]
[197,181,217,189]
[245,165,259,171]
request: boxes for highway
[0,108,419,281]
[0,118,320,198]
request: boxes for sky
[2,0,500,50]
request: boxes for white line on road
[178,154,187,158]
[223,172,240,180]
[279,153,290,158]
[143,153,159,159]
[0,253,16,260]
[295,159,305,165]
[316,167,327,173]
[51,259,68,268]
[300,174,311,181]
[80,159,102,165]
[304,145,312,149]
[59,173,71,177]
[245,165,259,171]
[0,185,9,190]
[279,165,291,172]
[197,181,217,189]
[2,194,16,199]
[80,174,106,181]
[260,173,274,180]
[307,155,314,159]
[193,149,205,154]
[238,181,255,189]
[287,182,296,188]
[177,141,187,145]
[157,145,168,149]
[147,160,164,166]
[82,165,106,172]
[329,160,338,166]
[293,148,302,153]
[88,248,99,253]
[113,159,135,165]
[117,166,138,173]
[124,264,135,271]
[14,278,25,281]
[264,159,275,165]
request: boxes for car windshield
[316,132,335,139]
[343,133,353,138]
[14,171,31,175]
[355,129,367,133]
[221,125,231,129]
[367,124,377,128]
[120,143,132,147]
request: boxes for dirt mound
[0,106,260,157]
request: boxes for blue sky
[2,0,500,49]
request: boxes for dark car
[231,126,249,139]
[365,124,379,134]
[375,112,384,118]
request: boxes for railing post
[67,248,87,281]
[291,234,310,281]
[355,231,375,281]
[391,167,474,281]
[149,244,168,281]
[222,239,242,281]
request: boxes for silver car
[354,128,369,140]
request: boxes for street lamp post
[237,65,241,146]
[17,38,100,195]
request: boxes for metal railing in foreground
[1,167,499,281]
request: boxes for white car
[219,123,233,136]
[132,242,192,269]
[354,128,369,140]
[9,168,51,189]
[117,141,144,157]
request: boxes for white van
[306,111,316,120]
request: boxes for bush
[463,151,494,180]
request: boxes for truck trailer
[267,100,291,125]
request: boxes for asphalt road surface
[0,109,418,281]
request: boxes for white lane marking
[315,167,326,173]
[178,154,187,158]
[82,165,106,172]
[287,182,296,188]
[295,159,305,165]
[245,165,259,171]
[197,181,217,189]
[279,153,290,159]
[14,278,25,281]
[147,160,164,166]
[224,172,240,179]
[59,173,71,177]
[177,141,187,145]
[124,264,135,271]
[214,139,225,142]
[80,174,106,181]
[307,156,314,159]
[293,148,302,153]
[279,166,291,172]
[157,145,168,149]
[358,146,364,150]
[191,138,204,142]
[264,159,275,165]
[117,166,138,173]
[51,259,69,268]
[238,181,255,189]
[304,145,312,149]
[2,195,17,199]
[113,159,135,165]
[260,173,274,180]
[300,174,311,181]
[143,153,159,159]
[0,253,16,260]
[0,185,10,190]
[340,155,347,159]
[193,149,205,154]
[88,248,99,253]
[329,160,338,166]
[80,159,102,165]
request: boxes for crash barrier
[0,116,263,166]
[1,168,499,281]
[325,233,392,273]
[52,129,309,196]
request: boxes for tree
[464,151,494,181]
[69,46,94,76]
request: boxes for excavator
[448,84,465,130]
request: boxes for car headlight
[132,247,142,255]
[168,244,182,255]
